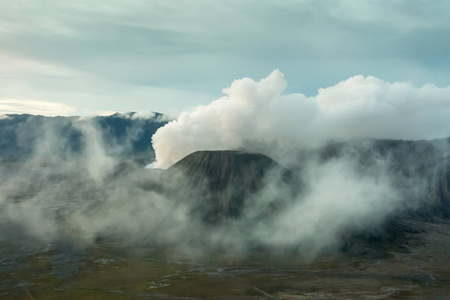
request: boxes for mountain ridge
[0,112,169,163]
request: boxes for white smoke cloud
[152,70,450,168]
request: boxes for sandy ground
[1,219,450,299]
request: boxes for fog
[1,72,450,260]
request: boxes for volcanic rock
[165,150,301,224]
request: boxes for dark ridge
[0,112,169,162]
[308,138,450,258]
[166,150,301,224]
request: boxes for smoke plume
[152,70,450,168]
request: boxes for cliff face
[165,150,300,223]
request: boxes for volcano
[157,143,450,259]
[165,150,301,223]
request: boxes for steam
[1,71,450,261]
[76,120,116,183]
[152,70,450,168]
[0,117,117,246]
[254,157,399,256]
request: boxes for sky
[0,0,449,116]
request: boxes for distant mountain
[0,112,169,163]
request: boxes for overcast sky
[0,0,449,116]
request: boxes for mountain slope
[165,150,301,223]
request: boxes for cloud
[152,70,450,168]
[0,99,77,116]
[1,1,450,114]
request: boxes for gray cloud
[0,0,449,114]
